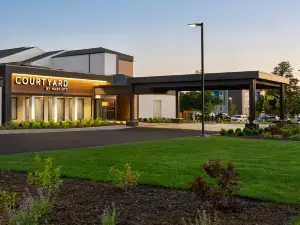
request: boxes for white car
[231,115,249,122]
[292,116,300,124]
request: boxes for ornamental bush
[258,128,265,135]
[243,128,252,136]
[235,128,242,134]
[220,128,227,136]
[237,131,246,136]
[227,129,234,135]
[42,122,51,129]
[61,122,69,128]
[251,129,260,136]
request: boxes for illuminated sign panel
[11,73,108,96]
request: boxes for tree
[180,91,223,114]
[229,103,238,116]
[256,61,300,117]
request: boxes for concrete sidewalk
[0,125,129,134]
[138,122,268,131]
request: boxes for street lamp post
[229,97,232,116]
[188,23,205,136]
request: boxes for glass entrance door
[101,100,115,120]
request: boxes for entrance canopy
[96,71,289,95]
[95,71,289,122]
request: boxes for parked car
[254,116,267,123]
[231,115,248,122]
[265,116,280,122]
[292,115,300,124]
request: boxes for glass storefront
[10,96,105,122]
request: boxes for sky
[0,0,300,78]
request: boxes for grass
[0,136,299,204]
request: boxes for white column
[53,97,58,122]
[44,97,49,122]
[72,97,78,121]
[29,96,35,121]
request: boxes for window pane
[35,97,44,121]
[77,99,84,120]
[11,97,17,120]
[57,98,65,121]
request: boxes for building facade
[0,47,176,124]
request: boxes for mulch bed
[0,173,299,225]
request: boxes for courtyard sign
[14,76,68,92]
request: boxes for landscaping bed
[0,118,125,130]
[0,173,299,225]
[220,124,300,141]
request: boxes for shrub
[219,129,227,136]
[51,122,61,128]
[41,122,51,129]
[270,126,283,135]
[272,134,282,140]
[97,120,103,126]
[104,120,110,126]
[251,129,260,136]
[108,163,139,189]
[243,128,252,136]
[20,121,31,129]
[190,176,212,200]
[181,210,220,225]
[61,122,69,128]
[264,127,271,133]
[3,121,19,129]
[27,154,62,197]
[90,120,95,127]
[100,204,116,225]
[237,131,245,136]
[234,128,242,134]
[263,132,273,139]
[203,159,242,197]
[145,118,150,123]
[288,134,300,140]
[258,128,265,135]
[0,190,16,213]
[227,129,234,135]
[11,196,52,225]
[70,121,78,128]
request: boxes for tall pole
[201,24,205,136]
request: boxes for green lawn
[0,136,299,204]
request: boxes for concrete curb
[0,125,130,135]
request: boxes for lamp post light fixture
[229,97,232,116]
[188,22,206,136]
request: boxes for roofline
[128,71,289,85]
[1,64,113,82]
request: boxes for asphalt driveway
[0,127,206,155]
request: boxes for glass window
[35,97,44,121]
[11,97,17,120]
[57,98,65,121]
[48,98,53,120]
[69,98,73,120]
[77,98,84,120]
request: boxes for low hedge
[139,117,174,123]
[0,118,125,130]
[220,124,300,140]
